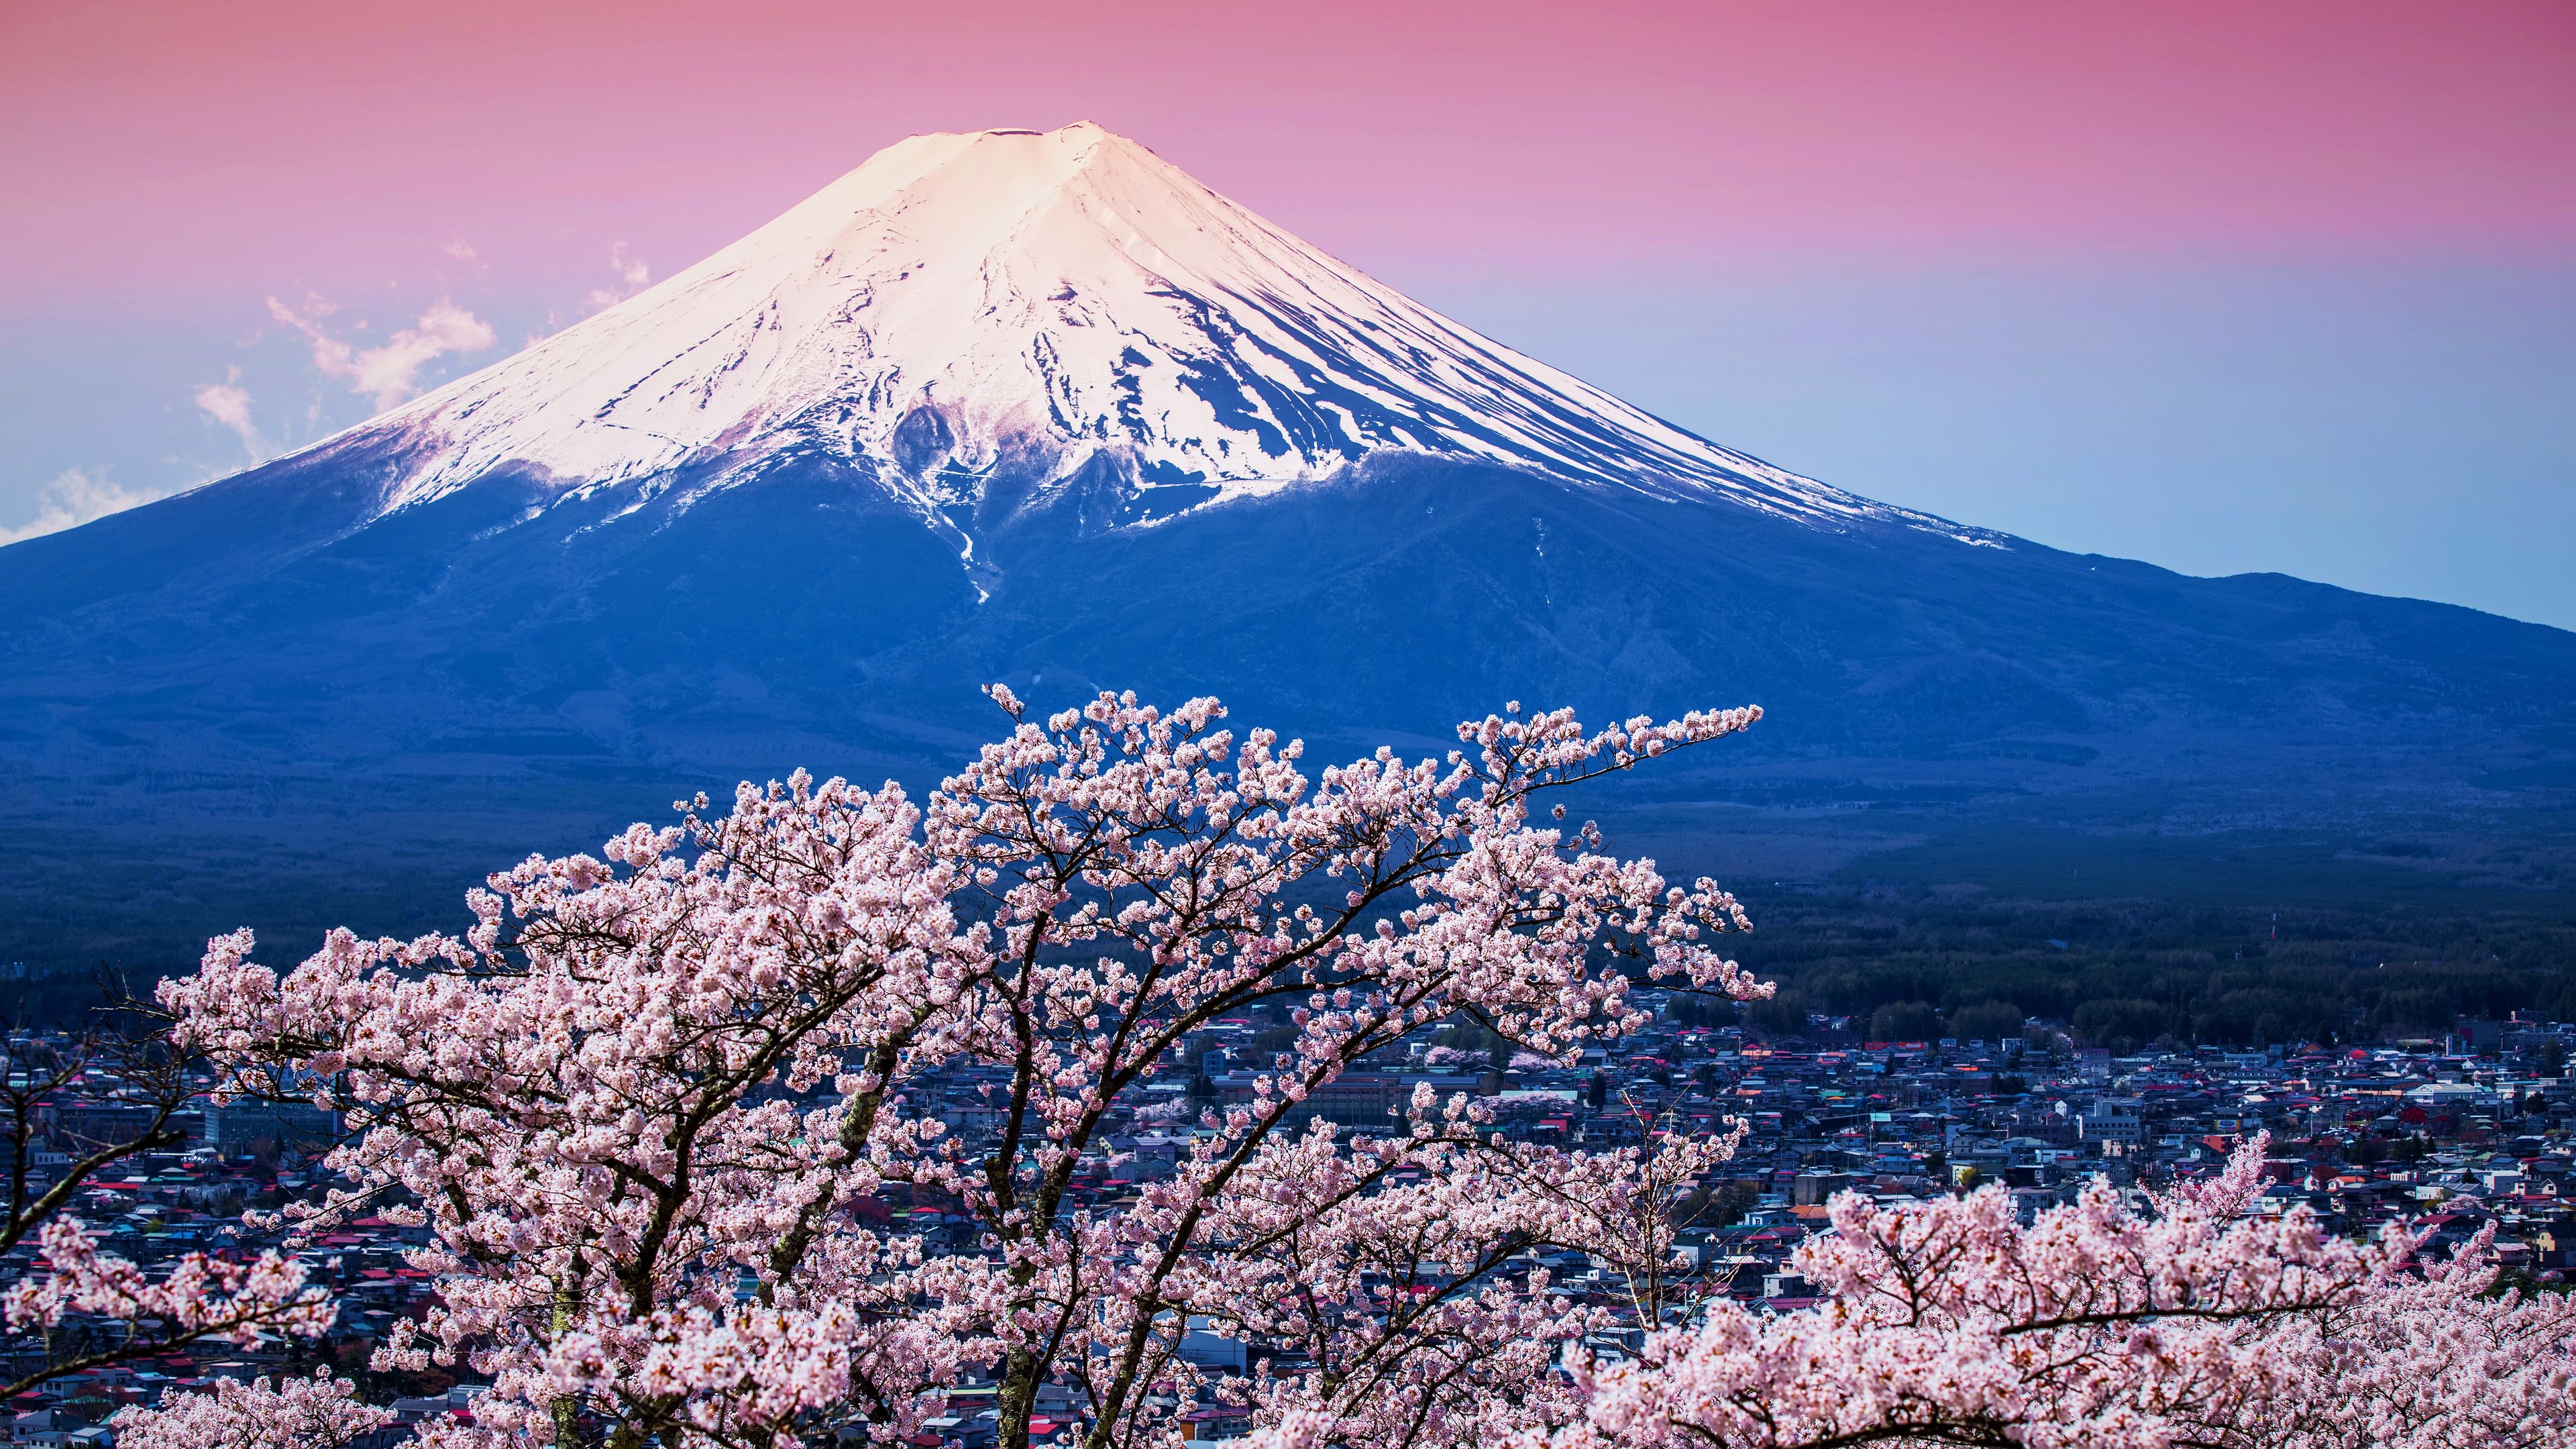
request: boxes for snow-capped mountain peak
[358,122,1892,528]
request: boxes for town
[7,992,2573,1447]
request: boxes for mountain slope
[3,123,2574,969]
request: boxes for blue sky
[1415,257,2576,629]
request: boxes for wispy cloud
[440,237,479,262]
[0,467,162,546]
[266,293,498,411]
[193,366,264,458]
[584,242,652,313]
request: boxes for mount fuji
[5,123,2575,967]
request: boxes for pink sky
[4,0,2570,311]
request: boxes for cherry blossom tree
[142,688,2576,1449]
[1424,1134,2576,1449]
[162,692,1768,1449]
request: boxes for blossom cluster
[0,1217,335,1368]
[1489,1135,2576,1449]
[112,1368,390,1449]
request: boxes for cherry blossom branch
[0,1218,337,1399]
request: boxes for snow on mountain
[351,123,1930,535]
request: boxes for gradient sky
[4,1,2571,621]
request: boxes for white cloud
[193,365,264,458]
[267,293,498,411]
[584,242,652,313]
[440,237,479,262]
[0,467,162,546]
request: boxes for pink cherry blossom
[113,1368,391,1449]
